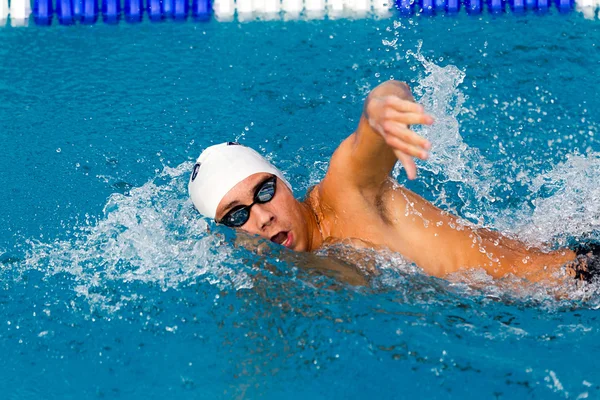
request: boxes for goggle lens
[220,176,277,228]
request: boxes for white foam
[402,42,497,222]
[514,153,600,246]
[374,39,600,305]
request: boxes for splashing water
[370,40,600,304]
[392,42,498,222]
[13,162,253,313]
[6,42,600,315]
[414,51,495,192]
[388,41,600,248]
[515,153,600,247]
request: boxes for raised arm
[327,80,434,194]
[318,80,576,284]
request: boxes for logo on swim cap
[191,163,201,181]
[227,142,240,146]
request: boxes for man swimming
[189,80,598,285]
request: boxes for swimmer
[189,80,599,285]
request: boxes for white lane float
[10,0,31,25]
[253,0,266,13]
[345,0,370,17]
[372,0,391,16]
[264,0,281,12]
[281,0,302,18]
[305,0,325,18]
[1,0,595,26]
[1,0,9,23]
[236,0,255,21]
[213,0,234,20]
[576,0,600,19]
[262,0,281,19]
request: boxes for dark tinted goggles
[218,176,277,227]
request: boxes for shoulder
[321,133,387,206]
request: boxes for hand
[366,95,434,180]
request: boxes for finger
[380,98,434,124]
[385,111,434,126]
[385,135,429,160]
[396,151,417,180]
[381,96,425,114]
[385,123,431,150]
[380,108,434,127]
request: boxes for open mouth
[271,231,291,247]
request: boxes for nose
[252,203,275,231]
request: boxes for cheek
[278,193,298,220]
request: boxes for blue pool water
[1,10,600,399]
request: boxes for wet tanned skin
[216,80,576,284]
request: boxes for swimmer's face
[215,173,310,251]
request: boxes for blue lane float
[193,0,211,20]
[446,0,460,12]
[125,0,143,21]
[465,0,483,13]
[488,0,505,12]
[24,0,579,25]
[56,0,75,24]
[81,0,98,23]
[556,0,573,11]
[72,0,83,20]
[102,0,120,23]
[419,0,435,14]
[396,0,414,14]
[510,0,525,11]
[148,0,163,21]
[537,0,550,10]
[33,0,53,25]
[162,0,174,18]
[173,0,189,19]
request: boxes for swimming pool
[1,7,600,399]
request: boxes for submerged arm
[234,232,369,286]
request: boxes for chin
[292,238,308,252]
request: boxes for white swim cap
[188,142,292,219]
